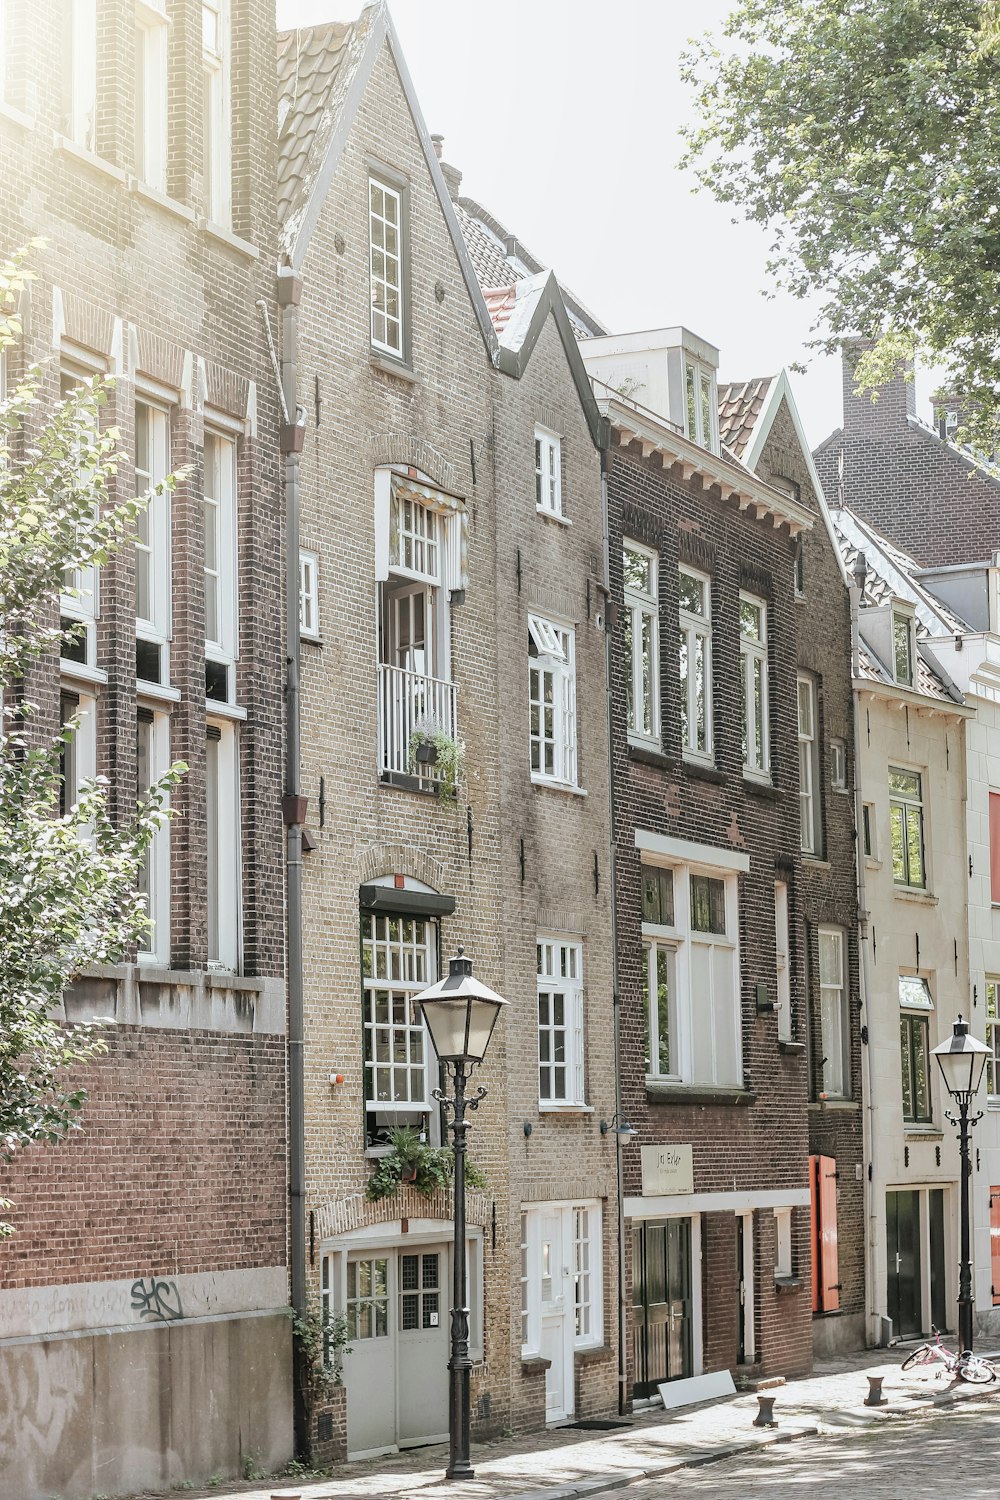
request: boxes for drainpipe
[598,442,628,1413]
[849,561,879,1345]
[265,270,308,1452]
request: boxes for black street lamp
[414,947,507,1481]
[932,1015,990,1355]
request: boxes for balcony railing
[378,663,458,781]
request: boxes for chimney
[841,338,915,437]
[430,133,462,201]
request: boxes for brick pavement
[124,1348,1000,1500]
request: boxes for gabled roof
[718,378,773,461]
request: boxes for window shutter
[990,1188,1000,1305]
[374,468,391,582]
[810,1154,840,1313]
[990,794,1000,904]
[444,508,468,594]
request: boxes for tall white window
[640,855,741,1087]
[892,608,915,686]
[624,541,659,746]
[299,549,319,639]
[137,708,170,965]
[135,0,168,191]
[684,361,718,452]
[59,689,97,817]
[528,615,577,788]
[536,936,585,1107]
[739,592,769,777]
[369,176,403,357]
[573,1205,596,1339]
[986,978,1000,1099]
[899,975,933,1123]
[774,1208,793,1278]
[534,427,562,517]
[889,767,925,888]
[63,0,97,149]
[797,674,819,854]
[135,400,171,678]
[678,566,712,761]
[362,912,436,1146]
[774,880,792,1042]
[202,0,231,225]
[818,927,848,1098]
[520,1202,603,1356]
[206,720,240,970]
[59,364,101,667]
[204,428,238,698]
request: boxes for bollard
[753,1393,777,1427]
[865,1375,887,1407]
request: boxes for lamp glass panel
[419,996,472,1060]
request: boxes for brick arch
[366,432,460,493]
[353,841,450,894]
[315,1188,491,1242]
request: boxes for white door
[345,1254,395,1458]
[539,1210,575,1422]
[396,1246,450,1446]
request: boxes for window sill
[646,1081,755,1107]
[520,1355,551,1374]
[206,698,248,722]
[0,101,34,131]
[535,505,572,527]
[775,1275,803,1292]
[60,659,108,688]
[531,776,587,798]
[54,134,127,183]
[300,632,323,647]
[743,774,783,801]
[370,350,418,384]
[778,1040,806,1057]
[865,857,882,869]
[904,1124,942,1139]
[894,887,937,905]
[575,1343,612,1365]
[801,855,832,870]
[627,742,670,769]
[199,218,260,259]
[808,1098,859,1111]
[133,178,197,224]
[682,758,725,786]
[137,678,181,705]
[538,1102,593,1115]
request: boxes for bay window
[739,591,769,777]
[529,615,577,788]
[624,540,659,746]
[678,566,712,761]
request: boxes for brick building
[0,2,291,1495]
[276,5,617,1460]
[580,329,817,1395]
[717,375,864,1354]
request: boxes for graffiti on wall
[130,1277,184,1322]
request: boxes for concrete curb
[504,1425,820,1500]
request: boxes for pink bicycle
[900,1326,996,1383]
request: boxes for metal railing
[377,663,458,779]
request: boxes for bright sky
[276,0,939,448]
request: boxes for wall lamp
[600,1115,639,1141]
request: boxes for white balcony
[378,663,458,781]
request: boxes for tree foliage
[681,0,1000,452]
[0,246,184,1218]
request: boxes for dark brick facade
[813,351,1000,567]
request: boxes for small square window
[641,866,674,928]
[690,873,726,934]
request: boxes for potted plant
[365,1125,488,1202]
[407,722,466,805]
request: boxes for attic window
[370,176,404,358]
[892,608,915,687]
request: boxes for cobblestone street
[632,1403,1000,1499]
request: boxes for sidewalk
[137,1349,1000,1500]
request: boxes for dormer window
[684,361,718,454]
[892,608,915,686]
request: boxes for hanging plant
[407,724,466,805]
[365,1125,489,1202]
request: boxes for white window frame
[898,975,934,1124]
[986,978,1000,1100]
[520,1200,603,1356]
[65,0,97,150]
[59,359,103,668]
[774,1208,792,1279]
[361,910,437,1144]
[739,591,769,778]
[889,766,926,889]
[818,926,848,1099]
[797,674,819,855]
[369,175,404,358]
[137,707,171,966]
[774,880,792,1043]
[135,397,171,661]
[204,425,238,694]
[641,856,741,1088]
[534,426,563,517]
[206,718,240,971]
[536,935,585,1108]
[528,614,578,789]
[202,0,231,226]
[624,540,659,747]
[862,801,877,860]
[684,359,719,453]
[135,0,168,191]
[299,549,320,640]
[678,565,712,762]
[892,606,916,687]
[59,687,97,816]
[830,737,847,792]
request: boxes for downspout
[599,440,628,1413]
[263,272,308,1452]
[849,561,879,1346]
